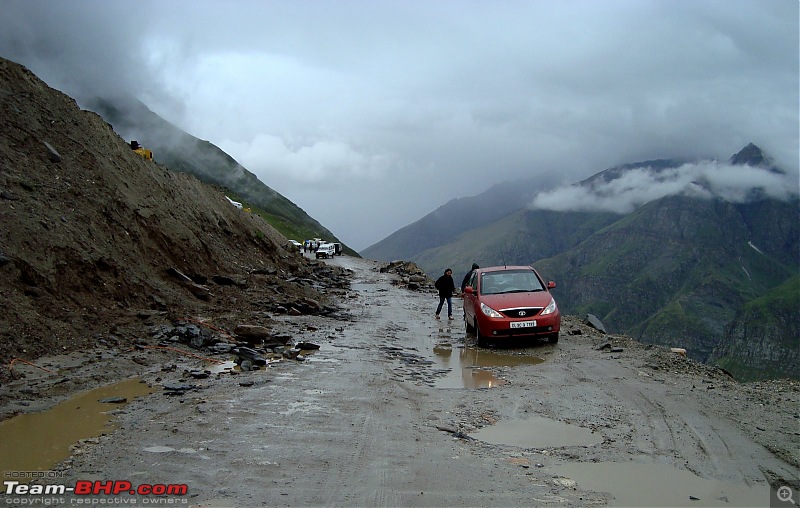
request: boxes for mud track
[2,256,798,507]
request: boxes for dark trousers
[436,296,452,317]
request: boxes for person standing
[434,268,456,320]
[460,263,479,291]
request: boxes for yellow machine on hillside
[129,140,153,161]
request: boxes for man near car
[435,268,456,320]
[460,263,479,292]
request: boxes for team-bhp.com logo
[4,480,188,503]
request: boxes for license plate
[510,320,536,329]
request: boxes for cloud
[219,134,391,190]
[0,0,797,250]
[529,162,799,214]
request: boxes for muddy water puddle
[555,461,770,507]
[470,416,602,448]
[431,343,544,389]
[0,377,153,478]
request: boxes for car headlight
[540,298,557,316]
[480,302,503,318]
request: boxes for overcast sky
[1,0,797,250]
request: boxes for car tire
[548,332,559,344]
[476,322,490,347]
[465,313,475,334]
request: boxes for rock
[212,275,245,287]
[166,267,211,300]
[233,324,271,342]
[282,348,301,360]
[98,397,127,404]
[296,341,321,350]
[585,314,607,334]
[43,141,61,163]
[234,346,267,366]
[162,383,197,394]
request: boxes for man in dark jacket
[434,268,456,320]
[460,263,479,291]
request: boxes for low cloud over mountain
[529,161,798,214]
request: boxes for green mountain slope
[83,96,353,253]
[708,276,800,381]
[534,195,799,364]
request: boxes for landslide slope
[0,57,320,373]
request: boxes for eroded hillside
[0,57,339,375]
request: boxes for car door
[463,270,479,322]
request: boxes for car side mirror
[464,286,474,294]
[547,281,556,289]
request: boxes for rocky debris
[152,323,216,350]
[379,260,434,291]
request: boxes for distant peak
[729,143,766,167]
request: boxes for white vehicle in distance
[315,243,336,259]
[288,240,302,250]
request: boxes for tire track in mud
[530,338,796,489]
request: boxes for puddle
[470,416,601,448]
[207,347,319,373]
[555,462,770,507]
[432,345,544,389]
[208,360,238,374]
[0,377,154,479]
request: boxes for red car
[462,266,561,346]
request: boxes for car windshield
[479,270,544,295]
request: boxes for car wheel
[476,322,490,347]
[548,332,559,344]
[464,313,475,334]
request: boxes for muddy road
[2,256,798,507]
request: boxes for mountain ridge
[83,95,354,254]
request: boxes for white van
[315,243,336,259]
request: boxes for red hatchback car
[462,266,561,346]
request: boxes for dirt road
[2,256,798,507]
